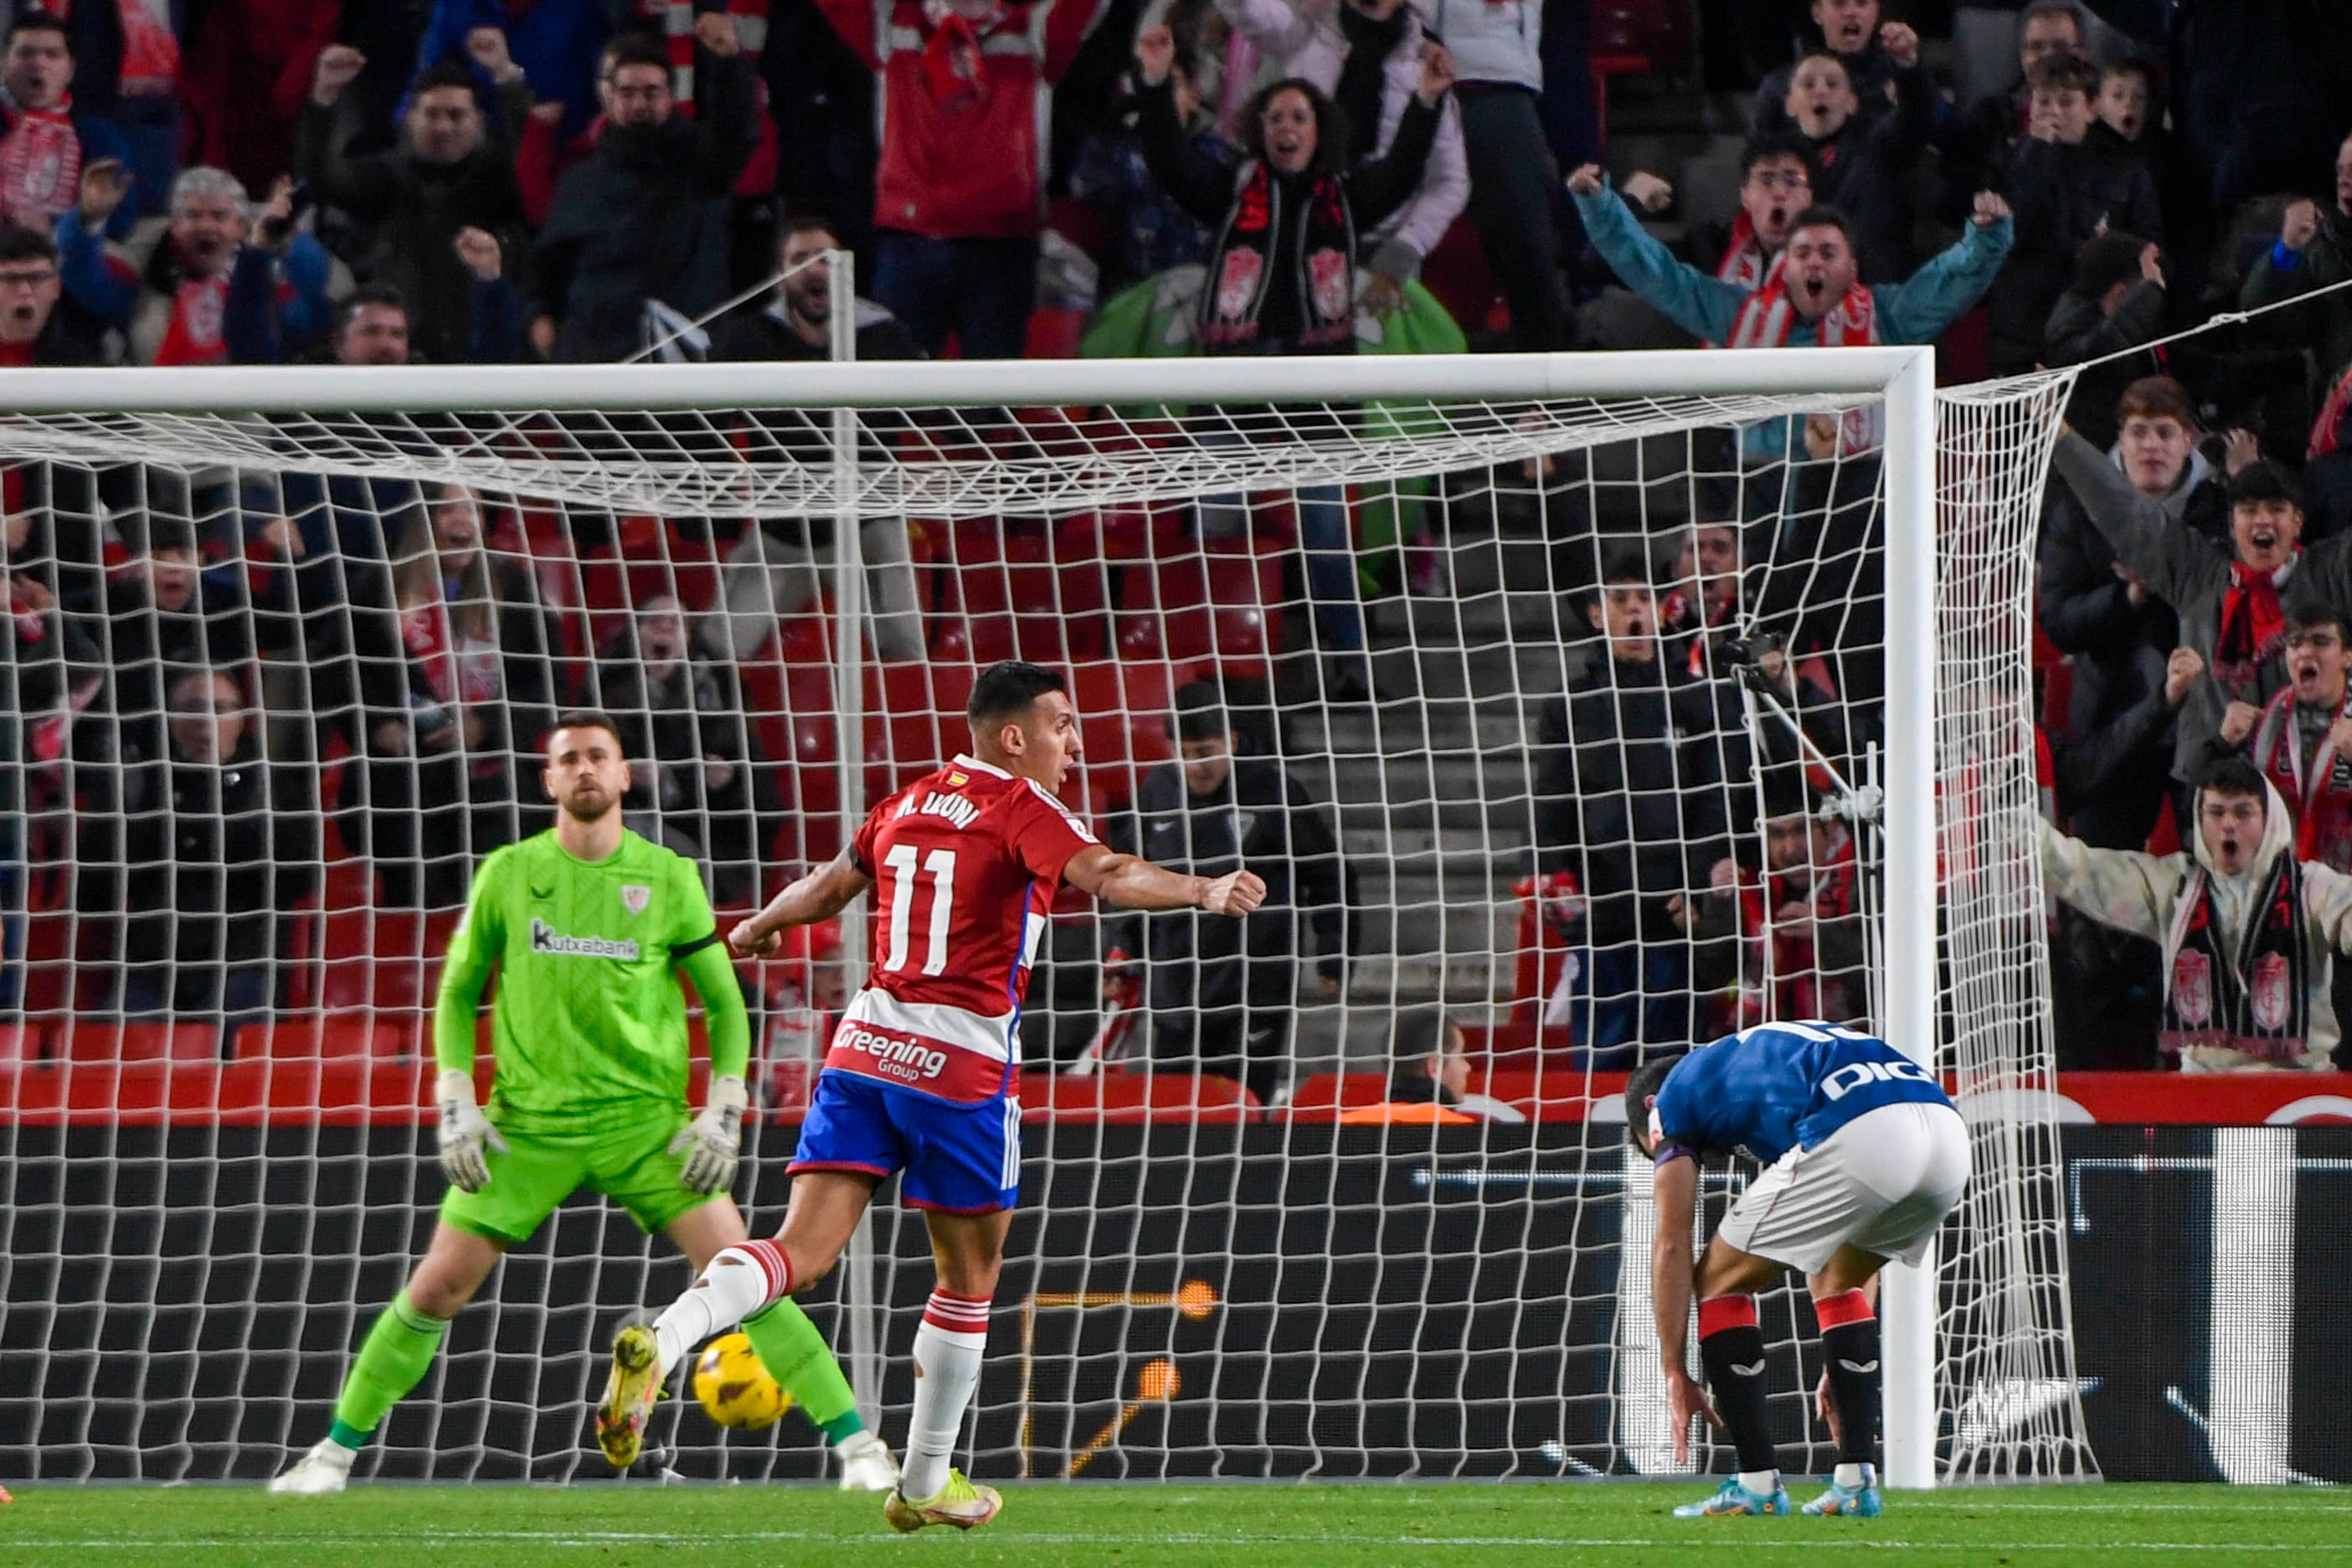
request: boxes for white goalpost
[0,344,2091,1486]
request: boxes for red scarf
[403,599,461,706]
[2252,686,2352,870]
[1726,272,1879,348]
[52,1,178,97]
[0,101,81,224]
[2213,559,2293,699]
[1713,210,1784,290]
[921,1,1001,110]
[152,275,229,367]
[2310,358,2352,461]
[1725,273,1881,453]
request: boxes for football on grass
[692,1334,791,1430]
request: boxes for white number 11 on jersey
[881,844,957,976]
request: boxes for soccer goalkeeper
[270,712,897,1493]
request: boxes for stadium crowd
[0,0,2349,1093]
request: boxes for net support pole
[1878,347,1939,1489]
[827,249,883,1429]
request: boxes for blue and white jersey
[1648,1021,1951,1166]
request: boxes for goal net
[0,350,2092,1487]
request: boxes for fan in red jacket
[813,0,1103,359]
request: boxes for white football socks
[1835,1462,1871,1490]
[1739,1468,1782,1497]
[898,1289,991,1501]
[653,1240,790,1375]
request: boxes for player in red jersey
[596,661,1264,1529]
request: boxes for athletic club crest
[2171,949,2211,1026]
[620,884,651,916]
[2252,952,2292,1031]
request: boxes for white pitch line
[7,1532,2344,1554]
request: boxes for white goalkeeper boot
[835,1430,900,1492]
[267,1437,356,1495]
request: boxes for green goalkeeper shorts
[440,1107,714,1246]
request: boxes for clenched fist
[312,44,366,105]
[1200,870,1267,917]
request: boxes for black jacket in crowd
[1531,652,1737,949]
[596,647,782,906]
[1105,753,1353,1010]
[530,50,759,363]
[1990,125,2165,374]
[1791,62,1937,282]
[121,733,317,994]
[294,85,532,365]
[2044,275,2167,450]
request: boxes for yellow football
[692,1333,791,1431]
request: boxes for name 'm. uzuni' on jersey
[823,754,1097,1102]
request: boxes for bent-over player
[272,712,895,1493]
[1626,1020,1970,1518]
[595,661,1267,1531]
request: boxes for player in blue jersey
[1624,1020,1969,1519]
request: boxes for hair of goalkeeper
[548,708,625,754]
[967,660,1068,730]
[1623,1054,1686,1150]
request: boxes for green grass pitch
[1,1483,2346,1568]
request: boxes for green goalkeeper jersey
[433,829,749,1134]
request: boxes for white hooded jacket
[2039,780,2352,1070]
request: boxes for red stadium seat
[58,1019,220,1063]
[0,1020,41,1063]
[1282,1072,1388,1119]
[1016,1070,1257,1123]
[775,612,834,666]
[235,1018,413,1061]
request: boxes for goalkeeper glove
[671,1073,749,1194]
[435,1069,506,1193]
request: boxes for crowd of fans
[0,0,2349,1094]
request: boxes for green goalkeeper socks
[329,1289,449,1446]
[741,1298,864,1442]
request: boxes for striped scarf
[1726,274,1880,453]
[0,103,81,224]
[2252,686,2352,870]
[646,0,769,107]
[1713,210,1783,290]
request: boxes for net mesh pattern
[0,371,2087,1483]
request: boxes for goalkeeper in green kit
[270,712,898,1493]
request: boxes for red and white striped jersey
[824,754,1096,1101]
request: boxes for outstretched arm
[1063,842,1267,915]
[2038,814,2176,940]
[2048,429,2226,613]
[1651,1154,1718,1464]
[728,850,875,957]
[1565,163,1744,344]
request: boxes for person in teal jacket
[1565,163,2014,462]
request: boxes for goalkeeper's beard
[558,786,618,824]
